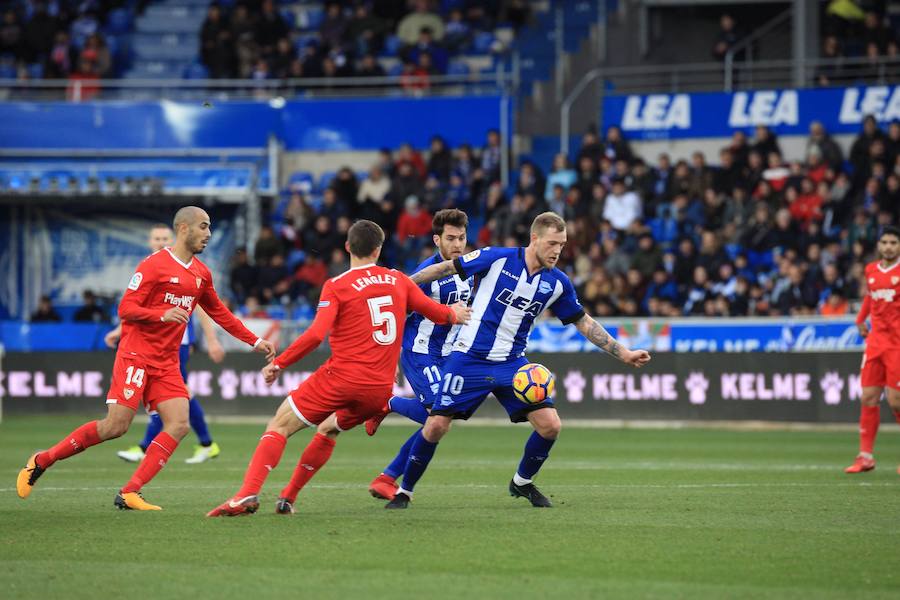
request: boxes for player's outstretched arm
[265,285,339,383]
[198,280,275,360]
[409,259,459,286]
[575,313,651,367]
[195,305,226,363]
[404,274,471,324]
[856,295,871,338]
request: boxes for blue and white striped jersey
[181,316,196,347]
[450,246,585,362]
[402,253,473,360]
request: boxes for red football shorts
[860,347,900,391]
[106,352,189,414]
[287,367,392,431]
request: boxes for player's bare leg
[17,403,134,499]
[208,397,308,517]
[846,387,882,473]
[508,408,560,508]
[276,414,341,514]
[116,397,189,511]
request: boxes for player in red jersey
[207,220,471,517]
[846,226,900,474]
[16,206,276,510]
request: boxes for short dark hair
[880,225,900,241]
[347,220,385,257]
[433,209,468,236]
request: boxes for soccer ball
[512,363,555,404]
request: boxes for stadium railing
[0,72,514,102]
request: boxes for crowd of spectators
[199,0,530,90]
[227,116,900,321]
[0,0,116,90]
[817,3,899,86]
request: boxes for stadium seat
[317,171,337,191]
[383,35,402,57]
[447,61,469,76]
[183,62,209,80]
[287,171,314,193]
[473,32,496,54]
[105,8,133,35]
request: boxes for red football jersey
[860,260,900,350]
[274,263,457,386]
[118,248,259,368]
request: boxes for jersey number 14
[367,296,397,345]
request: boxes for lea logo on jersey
[128,272,143,291]
[446,289,471,305]
[495,288,544,317]
[461,249,481,263]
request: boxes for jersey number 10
[367,296,397,345]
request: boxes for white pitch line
[1,481,897,494]
[4,461,866,473]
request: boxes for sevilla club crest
[196,277,202,288]
[123,388,134,400]
[892,276,899,286]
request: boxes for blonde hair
[530,212,566,236]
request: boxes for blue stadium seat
[383,35,402,57]
[447,61,469,76]
[317,171,337,191]
[105,8,133,35]
[387,62,404,77]
[472,31,495,54]
[287,171,314,193]
[279,8,296,29]
[183,62,209,79]
[298,6,325,30]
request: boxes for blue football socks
[389,396,429,425]
[139,413,163,451]
[188,398,213,446]
[398,430,438,493]
[517,431,556,481]
[384,429,420,479]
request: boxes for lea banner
[601,85,900,140]
[0,351,880,423]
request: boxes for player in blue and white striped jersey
[385,212,652,509]
[366,209,473,501]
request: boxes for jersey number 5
[367,296,396,345]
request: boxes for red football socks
[37,420,101,468]
[121,432,179,494]
[280,433,336,503]
[236,431,287,498]
[859,405,880,455]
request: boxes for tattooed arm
[410,259,459,286]
[575,314,651,367]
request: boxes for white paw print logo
[564,370,586,403]
[218,370,239,401]
[684,372,709,405]
[819,372,843,406]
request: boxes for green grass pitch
[2,415,899,599]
